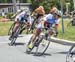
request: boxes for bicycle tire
[8,22,15,35]
[9,26,21,46]
[66,44,75,62]
[29,18,37,33]
[9,37,17,46]
[35,36,50,56]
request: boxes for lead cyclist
[27,10,61,50]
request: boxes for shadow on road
[25,51,51,57]
[14,43,25,45]
[55,51,68,54]
[8,42,25,46]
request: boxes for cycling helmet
[55,10,62,17]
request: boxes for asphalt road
[0,34,71,62]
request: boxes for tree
[31,0,62,13]
[30,0,74,13]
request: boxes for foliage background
[0,0,74,14]
[31,0,74,14]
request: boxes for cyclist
[9,9,32,40]
[31,6,45,23]
[50,7,59,37]
[28,10,61,49]
[31,6,45,18]
[29,6,45,33]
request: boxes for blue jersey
[46,14,56,24]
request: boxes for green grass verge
[57,19,75,41]
[0,21,13,36]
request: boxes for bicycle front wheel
[66,44,75,62]
[8,22,15,35]
[9,37,17,46]
[9,26,21,46]
[36,36,50,55]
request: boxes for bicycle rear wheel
[66,44,75,62]
[9,37,17,46]
[35,36,50,56]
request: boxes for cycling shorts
[36,21,54,31]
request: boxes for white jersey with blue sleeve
[45,14,56,24]
[15,11,26,22]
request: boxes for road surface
[0,34,71,62]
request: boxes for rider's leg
[28,22,43,49]
[32,29,41,42]
[13,22,20,32]
[9,21,20,40]
[28,28,41,49]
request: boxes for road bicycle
[8,21,31,35]
[8,16,37,35]
[26,24,56,56]
[66,44,75,62]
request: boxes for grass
[0,21,13,36]
[0,19,75,41]
[57,19,75,41]
[0,21,31,36]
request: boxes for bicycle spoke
[35,38,50,55]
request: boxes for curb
[0,35,75,46]
[50,37,75,46]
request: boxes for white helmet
[55,10,62,17]
[21,8,26,11]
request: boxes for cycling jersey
[45,14,59,25]
[15,11,26,22]
[15,11,32,24]
[36,13,59,29]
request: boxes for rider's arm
[54,24,58,32]
[54,19,59,31]
[11,14,17,18]
[11,12,20,18]
[53,19,59,37]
